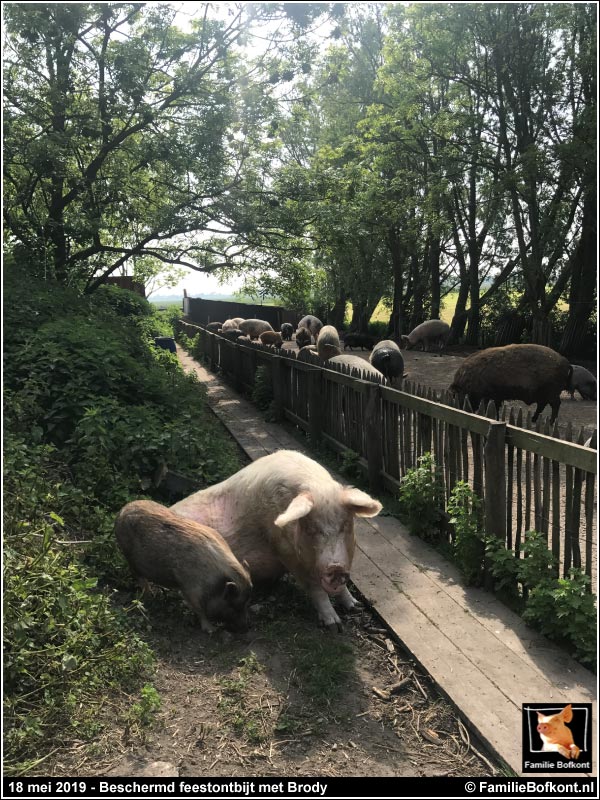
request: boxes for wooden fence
[183,297,300,330]
[177,321,597,586]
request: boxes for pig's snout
[537,723,547,734]
[320,565,350,595]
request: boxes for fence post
[271,355,284,422]
[209,332,218,372]
[233,342,244,393]
[308,368,323,442]
[484,420,507,589]
[366,383,383,492]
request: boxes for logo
[522,703,592,773]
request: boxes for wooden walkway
[176,346,596,777]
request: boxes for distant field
[150,298,183,308]
[367,293,458,326]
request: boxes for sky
[151,2,334,298]
[158,270,244,298]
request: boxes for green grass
[347,293,460,327]
[217,652,269,744]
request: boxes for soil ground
[282,342,597,439]
[48,580,500,779]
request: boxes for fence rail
[177,321,597,586]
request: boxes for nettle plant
[399,455,596,671]
[487,531,597,670]
[447,481,484,586]
[398,452,444,541]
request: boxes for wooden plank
[322,365,370,391]
[533,447,542,533]
[381,387,491,434]
[366,384,383,492]
[525,436,532,533]
[564,424,573,577]
[515,442,523,556]
[571,433,584,572]
[472,430,483,500]
[308,369,323,443]
[283,408,310,432]
[271,356,284,422]
[506,421,514,551]
[484,422,507,545]
[551,458,561,576]
[541,447,550,539]
[584,472,595,580]
[387,399,400,480]
[353,523,596,777]
[506,427,596,473]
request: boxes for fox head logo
[536,704,581,760]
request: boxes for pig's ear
[342,488,382,518]
[224,580,240,599]
[536,711,544,721]
[561,704,573,722]
[274,492,314,527]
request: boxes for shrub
[3,436,155,771]
[486,530,596,670]
[367,320,388,339]
[523,569,596,670]
[485,536,521,606]
[93,284,153,318]
[251,365,273,410]
[3,269,245,772]
[447,482,484,585]
[398,453,443,540]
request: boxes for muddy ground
[48,580,499,779]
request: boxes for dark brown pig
[170,451,382,631]
[280,322,294,341]
[568,365,596,401]
[298,314,323,343]
[259,330,283,348]
[295,327,312,348]
[449,344,572,423]
[342,333,375,351]
[115,500,252,633]
[370,340,404,388]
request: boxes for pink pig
[170,450,382,630]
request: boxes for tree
[3,2,333,293]
[483,3,593,346]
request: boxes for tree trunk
[449,285,469,345]
[559,193,596,356]
[328,289,347,330]
[465,256,481,346]
[409,251,426,331]
[429,235,441,320]
[350,296,380,333]
[531,311,554,348]
[387,229,406,340]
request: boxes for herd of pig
[116,315,596,635]
[115,450,382,634]
[203,314,596,424]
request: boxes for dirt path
[66,581,498,779]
